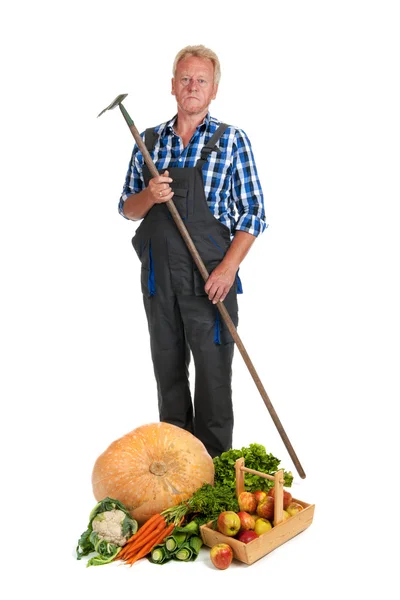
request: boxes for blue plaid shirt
[119,113,267,237]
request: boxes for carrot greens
[161,483,239,526]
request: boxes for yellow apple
[254,518,272,535]
[273,510,290,526]
[217,511,241,536]
[286,502,304,517]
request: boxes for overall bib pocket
[170,187,189,220]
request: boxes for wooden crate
[200,457,315,565]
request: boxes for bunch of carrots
[115,513,183,566]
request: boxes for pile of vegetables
[116,513,177,565]
[76,442,293,567]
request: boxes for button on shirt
[119,113,267,237]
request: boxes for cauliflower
[76,497,138,566]
[92,509,130,546]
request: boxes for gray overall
[131,124,240,457]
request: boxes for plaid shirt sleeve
[231,128,267,237]
[118,134,146,219]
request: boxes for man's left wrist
[221,257,240,271]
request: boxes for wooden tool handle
[121,106,306,480]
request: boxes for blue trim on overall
[208,235,224,253]
[148,242,155,296]
[214,309,221,345]
[236,272,243,294]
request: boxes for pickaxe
[98,94,307,479]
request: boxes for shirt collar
[164,112,211,136]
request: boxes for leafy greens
[161,483,239,526]
[213,443,293,493]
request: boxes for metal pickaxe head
[97,93,156,176]
[97,94,128,118]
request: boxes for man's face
[171,56,218,116]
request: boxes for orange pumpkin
[92,422,214,524]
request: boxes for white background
[1,1,399,597]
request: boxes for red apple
[257,496,275,520]
[210,543,233,570]
[217,511,241,536]
[253,490,267,504]
[238,491,257,513]
[237,511,256,531]
[268,486,293,509]
[237,530,259,543]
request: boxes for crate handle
[235,457,285,526]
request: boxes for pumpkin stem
[149,461,167,476]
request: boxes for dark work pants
[143,288,236,458]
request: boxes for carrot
[118,516,167,560]
[126,518,166,547]
[125,522,175,566]
[121,528,165,559]
[134,513,164,536]
[123,513,164,546]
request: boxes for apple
[256,496,275,520]
[210,543,233,570]
[217,511,241,536]
[273,510,290,526]
[254,518,272,535]
[237,511,256,531]
[237,530,259,543]
[268,486,293,509]
[286,502,304,517]
[253,490,267,504]
[238,491,257,513]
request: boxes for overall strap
[196,123,229,168]
[144,127,159,152]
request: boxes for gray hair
[172,45,221,85]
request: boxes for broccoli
[76,497,138,567]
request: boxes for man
[118,45,266,458]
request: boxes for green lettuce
[213,443,293,493]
